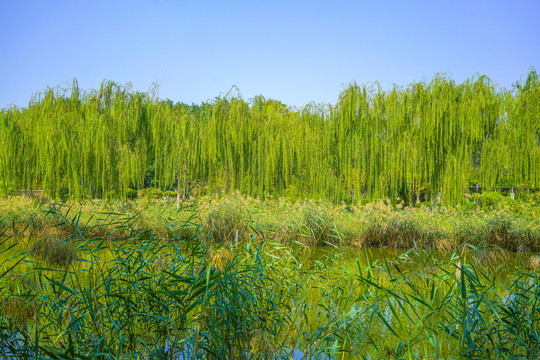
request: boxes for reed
[2,194,540,251]
[29,238,78,268]
[1,205,540,359]
[206,197,246,243]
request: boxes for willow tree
[0,71,538,205]
[149,101,194,204]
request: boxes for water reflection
[2,239,539,359]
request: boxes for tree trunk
[177,173,180,209]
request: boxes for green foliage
[0,183,16,196]
[206,198,246,243]
[125,188,138,200]
[30,238,78,268]
[481,213,540,251]
[0,212,294,359]
[472,191,505,208]
[138,187,164,199]
[3,208,540,358]
[362,213,435,248]
[302,204,338,245]
[137,187,176,200]
[3,194,540,252]
[163,190,177,198]
[0,72,539,205]
[1,297,38,329]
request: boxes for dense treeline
[0,71,539,204]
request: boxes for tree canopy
[1,71,539,205]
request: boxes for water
[1,238,539,359]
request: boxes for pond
[1,236,539,359]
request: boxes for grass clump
[302,204,339,245]
[206,198,246,243]
[207,246,233,271]
[480,213,540,251]
[1,296,38,328]
[530,255,540,270]
[249,328,279,359]
[482,213,517,249]
[361,208,439,248]
[30,238,78,268]
[152,253,171,272]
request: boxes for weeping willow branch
[0,71,538,205]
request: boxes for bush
[163,190,177,199]
[0,183,17,196]
[138,188,164,199]
[125,188,138,200]
[472,191,514,209]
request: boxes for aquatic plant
[30,238,78,268]
[1,206,540,358]
[206,197,246,243]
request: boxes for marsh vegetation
[1,203,540,359]
[1,194,540,251]
[2,72,540,358]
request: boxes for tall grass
[2,195,540,251]
[2,205,540,359]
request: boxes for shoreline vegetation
[1,71,539,206]
[1,192,540,251]
[2,195,540,358]
[1,71,540,358]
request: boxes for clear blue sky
[1,0,539,108]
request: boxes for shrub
[163,190,177,199]
[138,188,164,199]
[472,191,514,209]
[125,188,138,200]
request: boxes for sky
[1,0,539,108]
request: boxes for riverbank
[2,224,540,358]
[2,193,540,358]
[1,194,540,251]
